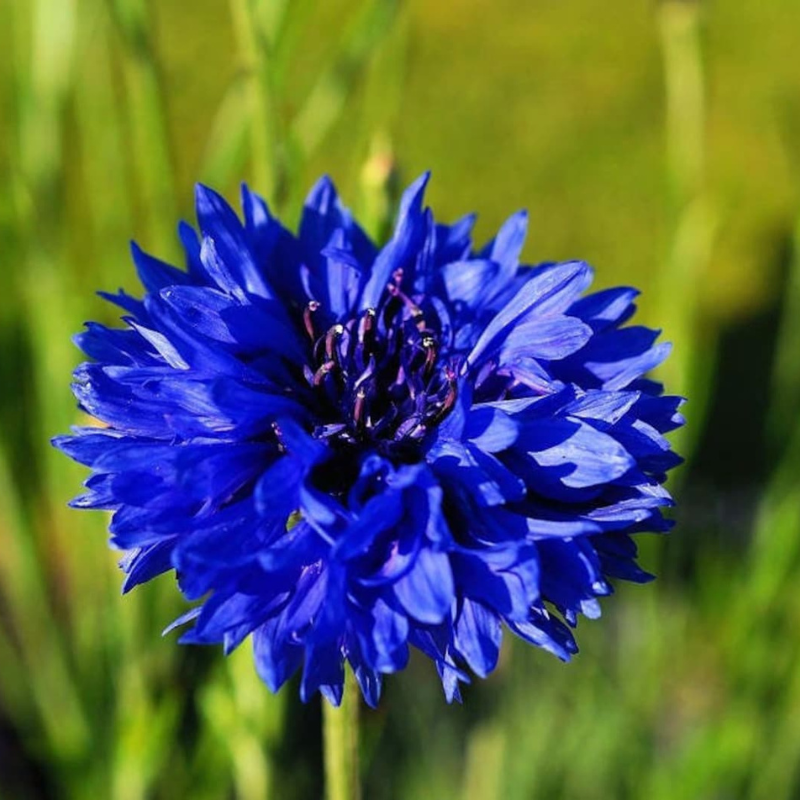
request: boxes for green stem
[323,675,361,800]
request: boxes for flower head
[55,173,684,706]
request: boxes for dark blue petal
[568,286,639,331]
[453,599,502,678]
[485,210,527,274]
[452,541,540,621]
[515,417,635,491]
[393,548,454,624]
[351,661,383,708]
[98,289,147,320]
[74,322,156,366]
[53,428,134,466]
[430,440,524,507]
[359,172,430,309]
[353,597,410,673]
[120,540,176,592]
[509,609,577,661]
[160,285,306,361]
[195,184,273,297]
[434,214,476,264]
[253,617,304,694]
[178,220,205,281]
[464,406,519,452]
[301,640,345,704]
[130,241,191,294]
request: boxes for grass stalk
[108,0,177,253]
[656,0,716,464]
[229,0,282,204]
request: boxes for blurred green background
[2,0,800,797]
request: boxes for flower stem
[323,674,361,800]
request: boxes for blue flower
[54,173,684,707]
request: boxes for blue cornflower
[54,173,684,707]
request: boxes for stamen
[303,301,321,340]
[387,283,426,330]
[422,336,437,378]
[325,324,344,363]
[353,387,367,428]
[407,422,428,440]
[358,308,376,343]
[429,369,458,423]
[313,361,334,386]
[271,421,286,452]
[302,297,454,454]
[356,308,376,369]
[353,358,376,391]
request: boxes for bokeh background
[2,0,800,797]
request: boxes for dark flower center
[301,271,457,459]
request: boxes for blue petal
[253,617,304,694]
[441,259,501,308]
[569,286,639,331]
[301,640,344,704]
[498,316,592,362]
[74,322,154,366]
[509,609,577,661]
[159,285,306,360]
[53,428,131,467]
[464,406,519,452]
[466,261,593,368]
[210,382,308,437]
[178,220,205,281]
[195,184,272,297]
[351,661,383,708]
[185,590,287,645]
[355,597,410,673]
[126,321,190,369]
[434,213,476,264]
[198,236,248,302]
[130,242,191,294]
[393,548,454,624]
[98,289,147,320]
[564,390,640,425]
[255,456,305,518]
[451,542,539,622]
[120,540,176,592]
[590,341,672,391]
[634,394,686,433]
[359,172,430,309]
[454,599,502,678]
[485,210,528,273]
[517,417,635,490]
[430,440,524,507]
[332,493,404,561]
